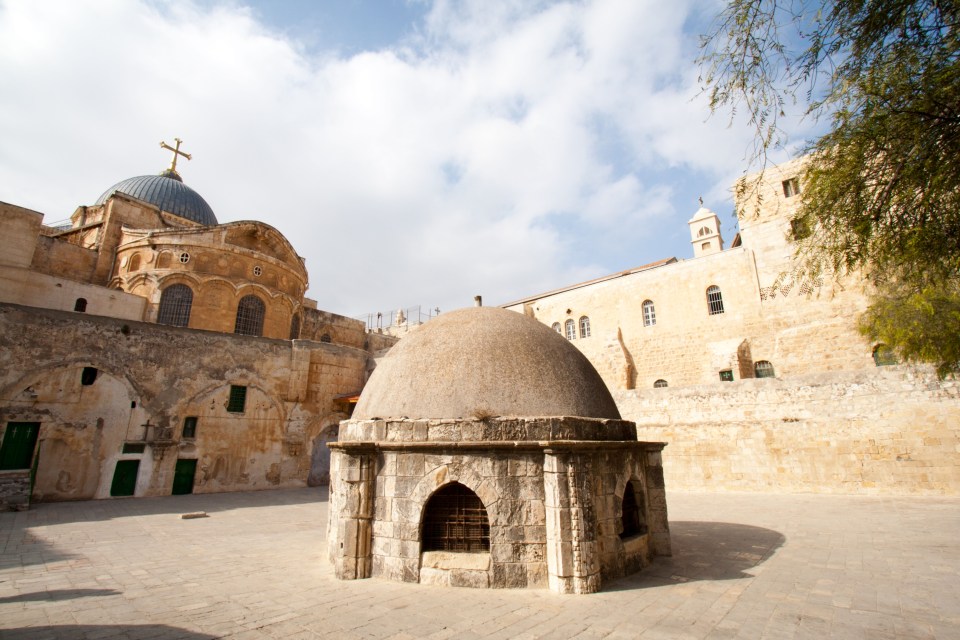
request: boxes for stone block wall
[328,416,670,593]
[616,367,960,494]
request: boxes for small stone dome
[354,306,621,420]
[95,173,218,226]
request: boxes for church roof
[95,171,218,226]
[353,306,622,421]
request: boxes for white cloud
[0,0,758,316]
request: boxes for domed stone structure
[95,171,218,226]
[328,306,671,594]
[354,306,620,421]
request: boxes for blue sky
[0,0,806,318]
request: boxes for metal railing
[357,305,441,331]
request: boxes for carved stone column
[543,450,601,594]
[329,450,376,579]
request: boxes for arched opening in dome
[620,480,647,539]
[421,482,490,553]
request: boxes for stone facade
[327,417,669,593]
[0,163,398,509]
[0,304,375,502]
[502,157,959,495]
[622,368,960,494]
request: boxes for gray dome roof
[354,306,621,420]
[95,171,217,226]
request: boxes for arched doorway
[308,425,339,486]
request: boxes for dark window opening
[227,385,247,413]
[873,344,898,366]
[130,401,137,409]
[81,367,98,386]
[653,379,668,388]
[754,360,776,378]
[782,177,801,198]
[234,295,266,337]
[719,369,734,382]
[121,443,146,454]
[422,482,490,553]
[320,333,332,343]
[157,284,193,327]
[707,285,725,315]
[182,416,198,439]
[289,315,301,340]
[74,298,87,312]
[620,481,647,539]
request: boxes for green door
[172,459,197,495]
[110,460,140,497]
[0,422,40,470]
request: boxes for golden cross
[159,138,192,173]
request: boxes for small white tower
[688,201,724,258]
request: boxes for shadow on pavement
[1,625,215,639]
[0,588,121,604]
[11,486,328,524]
[606,520,785,591]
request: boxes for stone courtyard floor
[0,488,957,640]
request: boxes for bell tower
[688,200,723,258]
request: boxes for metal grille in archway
[422,482,490,552]
[157,284,193,327]
[234,295,265,336]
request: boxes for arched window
[642,300,656,326]
[873,344,897,366]
[128,254,141,272]
[73,298,87,313]
[754,360,775,378]
[653,379,668,388]
[706,285,725,315]
[234,295,265,337]
[157,284,193,327]
[579,316,591,338]
[698,226,711,237]
[620,480,647,539]
[320,333,332,343]
[156,252,171,269]
[289,314,301,340]
[564,319,576,340]
[551,322,561,333]
[421,482,490,552]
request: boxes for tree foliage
[700,0,960,375]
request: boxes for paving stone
[0,489,958,639]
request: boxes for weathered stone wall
[615,367,960,494]
[328,417,669,593]
[0,303,372,504]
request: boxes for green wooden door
[0,422,40,470]
[172,459,197,495]
[110,460,140,497]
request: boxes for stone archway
[307,424,339,486]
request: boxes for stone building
[0,143,396,509]
[503,157,960,495]
[328,306,670,593]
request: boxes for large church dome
[353,306,621,420]
[95,170,218,226]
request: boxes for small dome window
[179,252,190,264]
